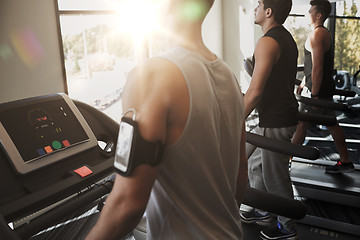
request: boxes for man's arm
[244,37,280,118]
[86,58,178,240]
[296,76,306,95]
[86,167,159,240]
[235,122,248,207]
[310,29,326,97]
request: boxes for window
[60,14,136,121]
[57,0,164,121]
[284,4,314,81]
[333,0,360,76]
[285,0,360,84]
[284,4,313,67]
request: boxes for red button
[62,140,70,147]
[74,166,93,177]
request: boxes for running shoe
[325,160,355,173]
[240,209,273,225]
[260,221,298,240]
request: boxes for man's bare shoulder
[122,56,185,110]
[128,57,182,89]
[311,27,328,43]
[254,36,280,60]
[314,26,328,35]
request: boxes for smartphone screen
[114,121,134,173]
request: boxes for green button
[52,140,62,150]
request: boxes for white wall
[202,0,259,91]
[0,0,66,104]
[221,0,261,92]
[203,0,223,58]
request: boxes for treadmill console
[0,93,97,174]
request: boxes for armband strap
[122,116,164,166]
[133,129,164,166]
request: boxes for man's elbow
[245,88,262,104]
[113,203,146,238]
[111,198,147,236]
[244,91,261,116]
[124,201,147,226]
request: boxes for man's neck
[312,20,324,30]
[168,25,216,61]
[261,21,281,34]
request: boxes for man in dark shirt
[242,0,299,239]
[292,0,354,173]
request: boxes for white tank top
[146,47,245,240]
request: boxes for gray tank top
[146,47,245,239]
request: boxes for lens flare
[10,28,45,68]
[181,1,207,22]
[114,0,162,39]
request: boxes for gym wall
[0,0,66,104]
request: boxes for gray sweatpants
[246,125,297,231]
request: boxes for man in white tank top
[86,1,247,239]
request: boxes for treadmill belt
[304,143,360,164]
[303,199,360,225]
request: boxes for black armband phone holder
[114,109,164,176]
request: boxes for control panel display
[0,100,89,163]
[0,94,97,174]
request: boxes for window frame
[289,1,360,70]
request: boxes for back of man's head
[310,0,331,21]
[263,0,292,24]
[170,0,214,23]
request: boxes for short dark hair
[310,0,332,21]
[263,0,292,24]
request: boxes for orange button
[44,146,53,153]
[74,166,93,177]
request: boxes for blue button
[37,148,46,156]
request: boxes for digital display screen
[114,121,134,173]
[0,99,89,163]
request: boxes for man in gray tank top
[241,0,299,240]
[86,1,247,239]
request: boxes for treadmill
[0,93,118,239]
[290,109,360,236]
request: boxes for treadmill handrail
[296,95,349,112]
[297,111,336,126]
[14,181,114,239]
[73,99,120,134]
[0,215,21,240]
[246,132,320,160]
[243,186,307,220]
[0,157,114,221]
